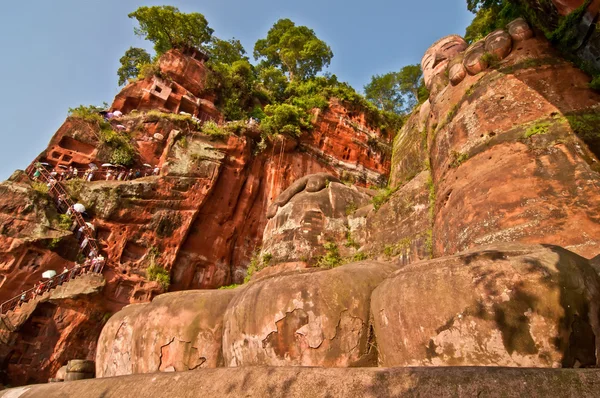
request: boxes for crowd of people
[17,255,106,307]
[34,164,159,184]
[0,164,110,316]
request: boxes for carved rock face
[422,35,468,90]
[463,41,487,75]
[222,261,398,367]
[507,18,534,41]
[262,174,371,266]
[372,244,600,367]
[448,54,467,85]
[96,290,237,377]
[485,29,513,60]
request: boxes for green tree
[365,65,426,114]
[117,47,152,86]
[466,0,504,12]
[128,6,214,56]
[397,64,424,109]
[261,103,312,137]
[206,59,257,121]
[464,1,521,43]
[254,19,333,81]
[207,38,248,65]
[364,72,404,114]
[257,65,289,103]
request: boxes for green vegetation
[68,104,108,124]
[254,18,333,82]
[261,103,313,137]
[219,284,241,290]
[99,127,136,166]
[345,231,360,249]
[372,186,398,211]
[120,8,404,139]
[145,246,170,290]
[57,214,72,230]
[425,229,434,258]
[201,120,230,139]
[31,181,49,194]
[262,252,273,264]
[317,242,343,269]
[564,113,600,141]
[345,202,357,216]
[480,52,500,69]
[465,0,600,88]
[128,6,213,56]
[464,1,521,43]
[137,61,162,80]
[117,47,152,86]
[523,121,551,138]
[383,237,412,258]
[47,237,62,250]
[547,0,592,49]
[353,252,368,261]
[364,65,429,115]
[147,264,170,290]
[244,250,272,283]
[68,104,136,166]
[450,151,470,168]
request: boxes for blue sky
[0,0,472,180]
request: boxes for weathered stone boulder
[448,54,467,85]
[371,244,600,367]
[507,18,534,41]
[464,40,487,75]
[484,29,513,60]
[261,174,371,266]
[96,289,237,377]
[222,261,398,367]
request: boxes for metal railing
[0,263,98,316]
[26,164,101,258]
[0,164,108,316]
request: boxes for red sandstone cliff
[2,17,600,388]
[0,49,393,385]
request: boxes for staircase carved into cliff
[0,164,109,324]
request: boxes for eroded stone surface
[372,243,600,367]
[422,35,468,90]
[262,176,371,266]
[5,367,600,398]
[96,289,237,377]
[222,261,397,367]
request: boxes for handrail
[0,263,96,315]
[0,164,107,316]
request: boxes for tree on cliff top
[254,19,333,82]
[464,0,520,43]
[117,47,152,86]
[364,65,427,115]
[128,6,214,55]
[207,38,248,65]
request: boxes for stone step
[1,367,599,398]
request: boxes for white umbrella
[42,270,57,279]
[58,165,68,169]
[101,163,115,167]
[85,222,95,230]
[40,162,50,166]
[143,163,152,168]
[73,203,86,213]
